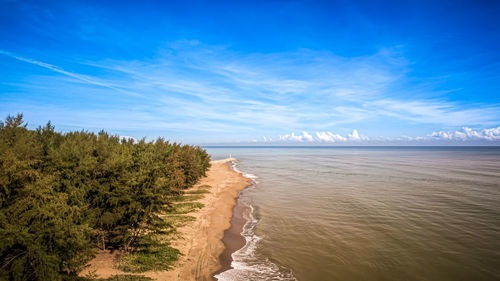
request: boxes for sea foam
[215,162,296,281]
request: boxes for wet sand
[215,195,251,276]
[81,158,251,280]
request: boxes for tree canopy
[0,114,210,280]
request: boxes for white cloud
[483,127,500,140]
[268,127,500,144]
[302,131,314,142]
[279,131,314,142]
[348,129,369,141]
[315,131,347,142]
[279,129,368,143]
[430,127,500,141]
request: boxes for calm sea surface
[206,147,500,281]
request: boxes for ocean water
[206,147,500,281]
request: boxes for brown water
[208,147,500,281]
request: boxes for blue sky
[1,0,499,144]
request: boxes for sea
[205,146,500,281]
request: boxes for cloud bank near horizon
[258,126,500,144]
[429,127,500,142]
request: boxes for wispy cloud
[368,99,500,126]
[0,49,139,96]
[2,41,500,143]
[80,42,499,130]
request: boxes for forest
[0,114,211,280]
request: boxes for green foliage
[118,233,180,273]
[96,275,153,281]
[171,202,205,214]
[106,274,153,281]
[0,114,211,280]
[172,194,203,202]
[83,275,153,281]
[118,245,180,273]
[161,215,196,228]
[117,184,210,273]
[184,189,210,194]
[184,185,211,195]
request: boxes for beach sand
[81,158,251,280]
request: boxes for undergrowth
[171,202,204,214]
[103,275,153,281]
[162,215,196,228]
[184,189,210,194]
[173,194,203,202]
[118,235,181,272]
[116,185,209,274]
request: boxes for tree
[0,114,93,280]
[0,114,211,279]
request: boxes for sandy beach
[82,158,251,280]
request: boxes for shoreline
[211,159,254,278]
[81,158,252,280]
[215,179,253,276]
